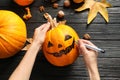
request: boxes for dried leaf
[27,38,33,43]
[97,2,109,22]
[88,2,98,24]
[21,44,31,51]
[75,0,111,24]
[21,38,33,51]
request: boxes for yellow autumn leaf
[75,0,111,24]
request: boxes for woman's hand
[9,22,50,80]
[77,39,100,80]
[32,22,50,47]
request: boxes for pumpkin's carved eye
[48,41,53,48]
[65,35,72,41]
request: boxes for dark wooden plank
[1,5,120,24]
[2,56,118,78]
[19,7,120,24]
[26,22,120,40]
[26,0,120,8]
[0,53,120,80]
[0,0,119,7]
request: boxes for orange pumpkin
[0,10,27,58]
[43,24,79,66]
[14,0,34,6]
[73,0,83,3]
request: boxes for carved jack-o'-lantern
[43,24,79,66]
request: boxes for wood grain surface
[0,0,120,80]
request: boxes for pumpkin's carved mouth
[47,39,75,57]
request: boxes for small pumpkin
[14,0,34,6]
[0,10,27,58]
[73,0,83,3]
[43,24,79,66]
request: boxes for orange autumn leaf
[75,0,112,24]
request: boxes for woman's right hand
[77,39,100,80]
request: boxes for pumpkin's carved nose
[58,44,62,48]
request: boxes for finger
[95,51,98,56]
[37,22,50,30]
[42,22,50,32]
[81,39,96,47]
[81,39,100,53]
[77,39,88,54]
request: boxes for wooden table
[0,0,120,80]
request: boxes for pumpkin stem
[43,13,57,29]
